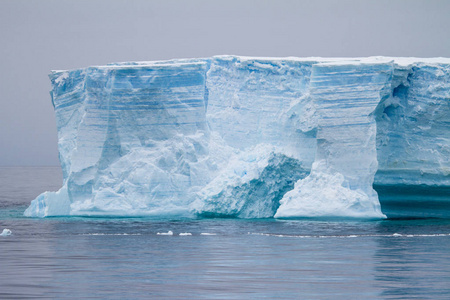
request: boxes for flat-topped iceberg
[25,56,450,218]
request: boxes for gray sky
[1,0,449,166]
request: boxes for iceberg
[25,56,450,219]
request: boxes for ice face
[375,63,450,186]
[206,57,318,164]
[26,60,221,217]
[24,56,450,218]
[275,62,392,219]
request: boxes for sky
[0,0,449,166]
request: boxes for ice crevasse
[25,56,450,219]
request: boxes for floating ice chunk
[179,232,192,236]
[157,231,174,236]
[24,186,70,217]
[81,233,141,236]
[1,229,12,236]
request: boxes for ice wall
[25,56,450,218]
[25,61,224,217]
[276,61,392,218]
[373,61,450,218]
[375,62,450,186]
[206,56,318,165]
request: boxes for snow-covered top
[50,55,450,74]
[51,60,207,76]
[228,55,450,67]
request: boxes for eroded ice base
[275,160,385,219]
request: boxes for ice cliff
[25,56,450,218]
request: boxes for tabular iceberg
[25,56,450,218]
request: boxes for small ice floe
[392,233,402,237]
[157,231,173,236]
[179,232,192,236]
[81,233,141,236]
[1,229,12,236]
[200,233,216,236]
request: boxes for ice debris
[157,231,174,236]
[1,229,12,236]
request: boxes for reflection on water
[1,167,449,299]
[374,220,450,299]
[2,217,449,299]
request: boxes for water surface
[1,167,449,299]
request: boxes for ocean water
[1,167,450,299]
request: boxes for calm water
[1,167,449,299]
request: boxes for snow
[25,56,450,219]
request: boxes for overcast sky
[1,0,449,166]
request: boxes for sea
[1,167,449,299]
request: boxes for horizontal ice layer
[25,56,450,218]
